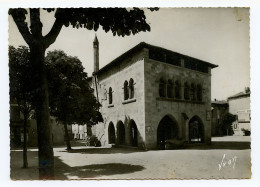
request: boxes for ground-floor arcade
[93,112,210,150]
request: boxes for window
[197,84,202,101]
[124,81,129,100]
[175,80,181,99]
[109,87,113,104]
[167,80,174,98]
[159,78,166,97]
[190,83,196,101]
[184,82,190,100]
[129,78,134,99]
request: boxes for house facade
[89,37,217,149]
[228,89,251,136]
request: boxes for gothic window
[124,80,129,100]
[184,82,190,100]
[167,80,174,98]
[190,83,196,101]
[159,78,166,97]
[109,87,113,104]
[197,84,202,101]
[129,78,134,99]
[175,80,181,99]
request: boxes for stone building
[89,36,217,149]
[228,88,251,136]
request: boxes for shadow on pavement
[54,156,145,180]
[184,141,251,150]
[60,147,146,154]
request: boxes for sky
[8,8,250,100]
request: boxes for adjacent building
[228,88,251,136]
[88,36,218,149]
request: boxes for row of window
[159,78,203,101]
[107,78,203,105]
[108,78,135,105]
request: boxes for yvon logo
[218,154,238,170]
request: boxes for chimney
[93,34,99,73]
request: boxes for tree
[220,113,237,135]
[9,8,158,179]
[46,50,103,151]
[9,45,34,168]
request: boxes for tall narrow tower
[93,34,99,73]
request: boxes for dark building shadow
[183,141,251,150]
[54,156,145,180]
[59,147,147,154]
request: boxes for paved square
[10,136,251,180]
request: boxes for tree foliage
[9,45,34,168]
[46,50,103,126]
[220,112,237,135]
[9,8,158,49]
[9,46,35,108]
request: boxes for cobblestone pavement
[10,136,251,180]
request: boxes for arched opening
[159,78,166,97]
[124,81,129,100]
[108,122,115,144]
[175,80,181,99]
[167,79,174,98]
[190,83,196,101]
[157,115,178,149]
[108,87,113,104]
[129,120,138,147]
[197,84,202,101]
[189,116,204,143]
[184,82,190,100]
[129,78,134,99]
[117,121,125,145]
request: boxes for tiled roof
[228,92,250,100]
[211,100,228,104]
[94,42,218,75]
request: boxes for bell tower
[93,34,99,73]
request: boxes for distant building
[211,99,229,136]
[88,36,218,149]
[228,88,251,136]
[71,124,92,140]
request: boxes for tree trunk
[23,113,28,168]
[30,44,54,179]
[64,123,72,151]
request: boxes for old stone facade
[89,38,217,149]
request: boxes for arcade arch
[157,115,179,149]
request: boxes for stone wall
[92,49,146,148]
[144,53,212,149]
